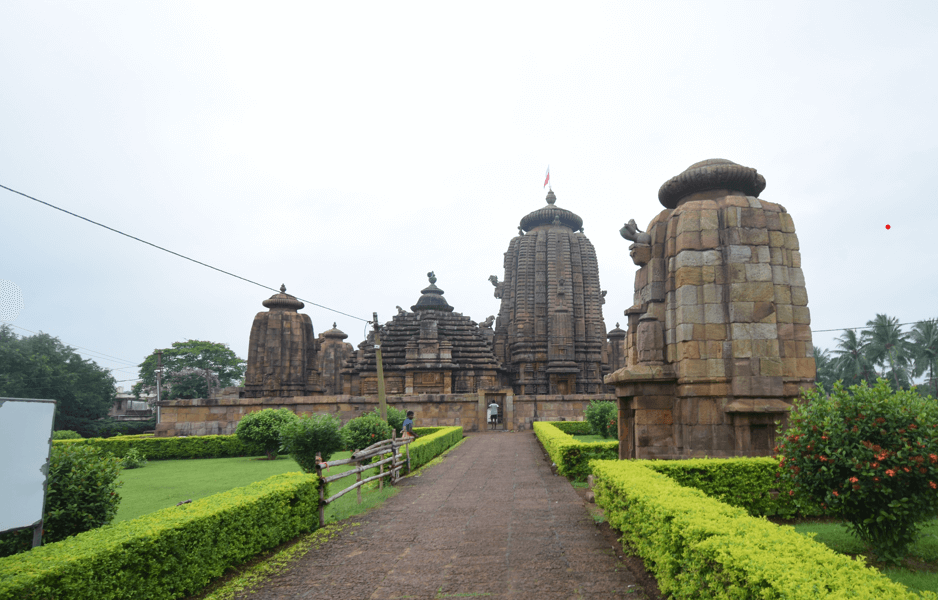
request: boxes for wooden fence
[314,433,414,525]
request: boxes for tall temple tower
[491,190,607,395]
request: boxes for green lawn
[572,434,615,444]
[116,452,398,525]
[792,519,938,596]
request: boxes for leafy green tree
[0,325,116,434]
[279,413,344,473]
[776,379,938,564]
[368,406,406,436]
[134,340,245,400]
[862,314,913,390]
[584,400,618,439]
[341,415,393,454]
[832,329,875,387]
[235,408,299,459]
[911,319,938,399]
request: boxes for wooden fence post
[406,441,411,474]
[357,466,362,505]
[316,464,325,527]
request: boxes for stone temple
[491,190,608,395]
[608,159,815,458]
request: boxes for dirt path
[232,432,648,600]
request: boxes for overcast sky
[2,1,936,387]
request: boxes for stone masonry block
[701,209,719,230]
[781,339,797,358]
[701,228,720,248]
[724,207,739,227]
[797,358,817,379]
[740,208,767,229]
[792,306,811,325]
[769,246,786,266]
[675,285,701,306]
[677,304,704,325]
[771,265,790,285]
[724,195,750,208]
[704,304,725,324]
[678,211,701,233]
[701,266,718,284]
[751,323,778,339]
[675,267,703,288]
[756,246,770,263]
[678,341,700,360]
[703,283,722,304]
[745,263,772,282]
[730,302,754,323]
[783,357,798,378]
[740,228,770,246]
[707,341,724,358]
[636,409,674,426]
[768,231,785,248]
[791,250,801,268]
[732,339,752,358]
[681,359,708,378]
[707,359,726,378]
[677,323,695,342]
[793,324,812,341]
[746,196,763,209]
[752,339,780,358]
[765,211,781,231]
[730,282,774,302]
[676,231,702,252]
[780,213,795,233]
[791,286,808,306]
[729,263,747,283]
[789,268,806,287]
[727,245,751,263]
[784,233,800,250]
[705,324,727,340]
[773,285,792,304]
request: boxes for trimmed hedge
[0,472,318,600]
[53,434,265,460]
[403,426,463,471]
[638,458,816,518]
[534,421,617,480]
[548,420,593,435]
[590,459,933,600]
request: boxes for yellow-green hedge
[590,459,934,600]
[0,472,318,600]
[533,421,617,479]
[53,434,265,460]
[404,426,463,471]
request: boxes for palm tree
[861,314,912,390]
[911,319,938,398]
[833,329,875,387]
[813,347,838,391]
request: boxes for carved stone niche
[630,243,652,267]
[636,314,665,364]
[724,399,792,457]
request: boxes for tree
[832,329,875,387]
[862,314,913,390]
[0,325,115,433]
[279,413,344,473]
[911,319,938,399]
[235,408,299,460]
[813,347,838,392]
[134,340,245,401]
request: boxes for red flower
[872,462,879,469]
[921,467,927,474]
[910,423,918,430]
[903,467,911,473]
[789,490,795,496]
[930,481,937,490]
[886,469,896,477]
[853,484,861,490]
[849,477,859,483]
[930,454,937,464]
[832,491,839,497]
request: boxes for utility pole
[373,312,387,421]
[155,350,163,425]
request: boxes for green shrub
[368,406,406,436]
[533,421,617,480]
[51,430,82,440]
[549,421,592,435]
[590,459,931,600]
[777,379,938,564]
[584,400,617,438]
[235,408,299,460]
[0,472,318,600]
[53,433,264,460]
[341,415,393,454]
[0,444,123,558]
[279,413,344,473]
[401,426,463,472]
[120,447,147,469]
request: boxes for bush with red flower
[776,379,938,564]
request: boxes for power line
[1,183,369,322]
[813,320,936,334]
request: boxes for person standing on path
[488,402,499,429]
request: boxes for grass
[572,434,615,444]
[791,518,938,596]
[116,451,400,524]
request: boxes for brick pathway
[232,432,644,599]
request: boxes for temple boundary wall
[154,391,615,437]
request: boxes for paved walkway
[232,432,644,600]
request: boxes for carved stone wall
[608,159,815,459]
[493,191,608,395]
[317,324,354,395]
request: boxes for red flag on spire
[544,166,550,188]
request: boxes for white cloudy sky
[2,1,936,385]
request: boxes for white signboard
[0,398,56,534]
